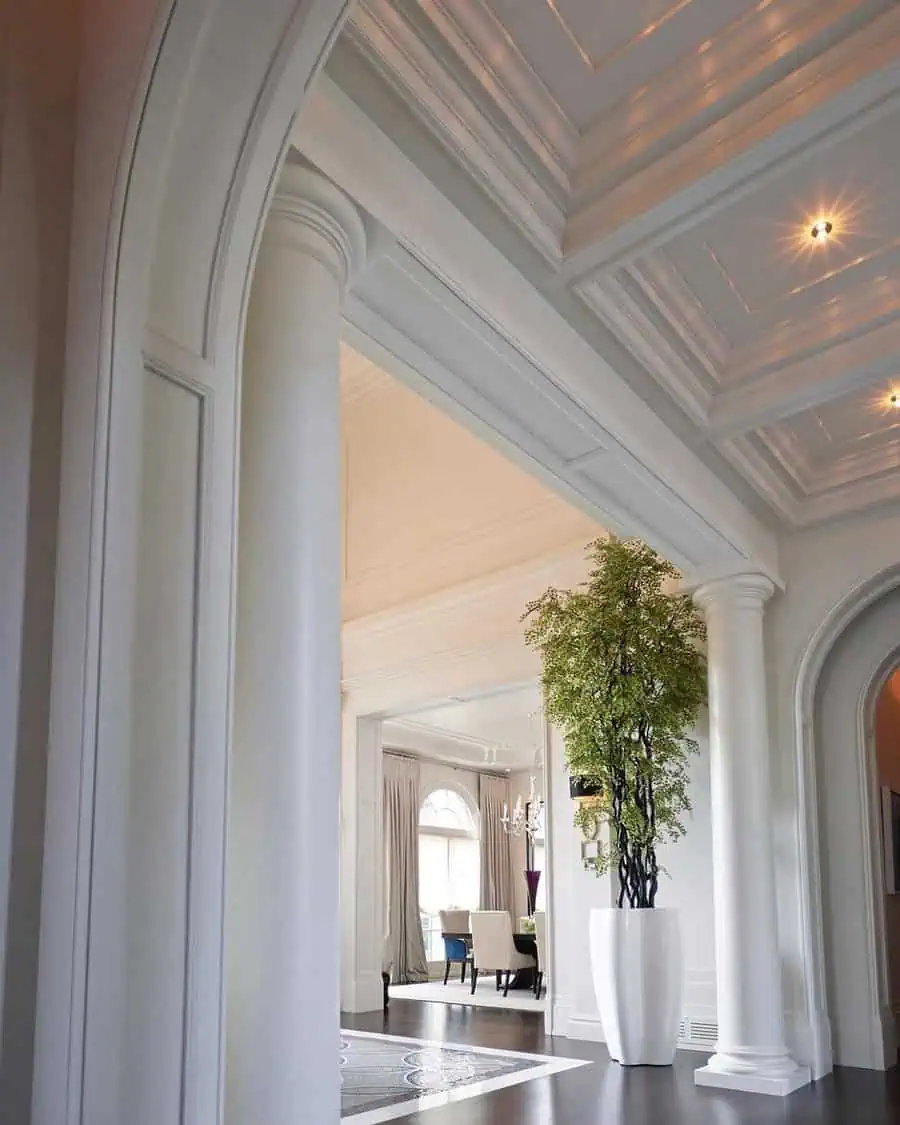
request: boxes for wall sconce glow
[810,219,833,242]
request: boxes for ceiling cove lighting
[810,219,833,241]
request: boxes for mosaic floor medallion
[340,1030,588,1123]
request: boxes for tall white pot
[589,907,683,1066]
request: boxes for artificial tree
[523,537,707,909]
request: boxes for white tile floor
[390,979,545,1012]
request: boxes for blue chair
[439,909,472,985]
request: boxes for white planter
[589,907,683,1066]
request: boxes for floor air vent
[678,1017,718,1050]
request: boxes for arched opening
[875,668,900,1025]
[805,578,900,1070]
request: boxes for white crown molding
[343,541,590,643]
[575,0,862,200]
[633,253,730,374]
[797,467,900,526]
[710,318,900,438]
[420,0,579,184]
[562,11,900,276]
[726,275,900,380]
[577,273,713,427]
[760,425,813,493]
[382,717,520,767]
[813,440,900,492]
[346,0,566,263]
[716,435,801,526]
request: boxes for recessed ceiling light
[810,219,833,242]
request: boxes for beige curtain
[383,754,428,983]
[479,774,514,916]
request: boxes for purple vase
[524,869,541,916]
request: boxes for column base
[695,1057,811,1097]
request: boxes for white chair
[533,911,547,998]
[469,911,534,997]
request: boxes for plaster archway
[34,4,354,1123]
[794,563,900,1075]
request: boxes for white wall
[547,723,716,1042]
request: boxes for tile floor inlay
[340,1030,588,1123]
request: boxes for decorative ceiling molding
[346,0,567,263]
[543,0,696,74]
[716,434,800,525]
[574,0,865,201]
[420,0,579,177]
[726,278,900,380]
[320,4,900,536]
[577,273,714,427]
[563,9,900,275]
[710,324,900,438]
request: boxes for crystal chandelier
[500,774,544,837]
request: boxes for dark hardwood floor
[342,1000,900,1123]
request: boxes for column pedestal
[693,574,810,1097]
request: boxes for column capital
[266,163,367,293]
[693,572,775,614]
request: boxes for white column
[227,165,365,1125]
[693,575,809,1095]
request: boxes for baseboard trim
[566,1014,606,1043]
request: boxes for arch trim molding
[793,561,900,1077]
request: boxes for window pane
[419,788,476,832]
[448,837,480,910]
[419,835,450,915]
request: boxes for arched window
[418,787,480,962]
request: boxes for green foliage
[523,537,707,908]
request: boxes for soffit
[337,0,900,527]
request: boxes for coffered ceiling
[338,0,900,527]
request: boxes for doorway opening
[875,667,900,1038]
[337,342,603,1026]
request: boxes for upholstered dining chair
[469,910,533,997]
[533,911,547,998]
[439,909,473,985]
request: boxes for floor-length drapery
[479,775,514,916]
[383,754,429,983]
